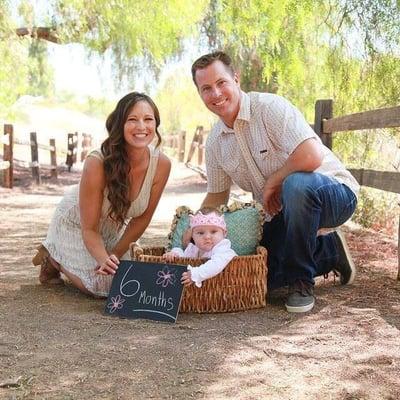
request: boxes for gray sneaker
[333,230,356,285]
[285,280,315,313]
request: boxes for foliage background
[0,0,399,231]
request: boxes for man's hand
[262,138,324,216]
[262,173,283,216]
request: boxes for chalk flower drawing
[156,266,176,287]
[107,295,125,313]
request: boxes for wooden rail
[314,99,400,279]
[323,106,400,133]
[314,101,400,195]
[347,169,400,194]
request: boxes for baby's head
[189,208,226,252]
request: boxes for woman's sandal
[33,245,64,285]
[32,244,48,266]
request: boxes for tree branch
[16,27,59,43]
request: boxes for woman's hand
[95,254,120,275]
[181,271,193,287]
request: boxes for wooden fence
[185,126,208,179]
[162,131,186,162]
[180,101,400,278]
[1,124,93,188]
[313,100,400,279]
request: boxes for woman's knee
[58,265,95,297]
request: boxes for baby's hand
[181,271,193,287]
[162,251,177,263]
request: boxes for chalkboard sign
[105,260,186,323]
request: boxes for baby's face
[192,225,225,252]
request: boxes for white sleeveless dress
[43,146,160,297]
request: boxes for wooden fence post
[186,126,201,164]
[66,133,74,171]
[314,99,333,149]
[173,134,178,155]
[30,132,41,184]
[81,133,92,161]
[178,130,186,162]
[2,124,14,188]
[398,203,400,281]
[197,127,204,166]
[49,138,57,179]
[73,132,78,164]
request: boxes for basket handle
[129,242,144,260]
[256,245,268,257]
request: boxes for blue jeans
[260,172,357,289]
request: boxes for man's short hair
[191,51,235,86]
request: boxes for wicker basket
[129,243,268,313]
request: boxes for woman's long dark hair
[101,92,162,226]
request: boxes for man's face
[194,60,241,127]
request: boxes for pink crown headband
[189,211,226,231]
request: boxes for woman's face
[123,100,156,149]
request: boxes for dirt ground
[0,161,399,400]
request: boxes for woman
[32,92,171,297]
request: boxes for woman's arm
[111,153,171,258]
[79,156,115,271]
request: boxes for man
[191,51,359,313]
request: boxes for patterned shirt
[205,91,360,213]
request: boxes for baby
[163,208,237,287]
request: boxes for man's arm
[201,189,230,208]
[263,137,323,215]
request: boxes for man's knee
[282,172,317,207]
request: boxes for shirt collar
[236,91,251,122]
[220,91,250,135]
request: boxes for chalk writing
[155,266,177,287]
[120,264,140,297]
[105,260,185,323]
[138,290,174,311]
[106,294,125,313]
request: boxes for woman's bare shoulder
[153,151,171,184]
[81,154,106,189]
[158,151,171,167]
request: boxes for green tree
[0,1,54,118]
[201,0,399,112]
[200,0,399,231]
[0,2,29,118]
[27,38,54,97]
[49,0,209,82]
[156,67,216,135]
